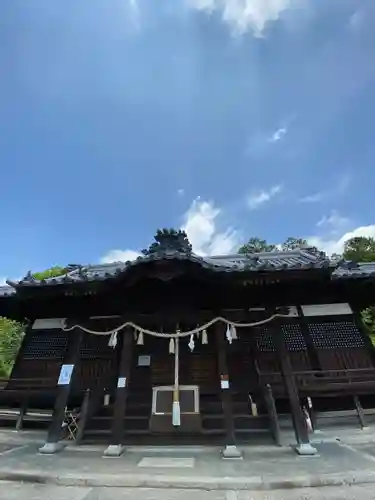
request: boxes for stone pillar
[39,328,84,454]
[215,323,242,459]
[104,329,134,457]
[270,317,317,456]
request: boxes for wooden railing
[259,368,375,395]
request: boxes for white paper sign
[301,303,352,317]
[221,380,229,389]
[117,377,127,388]
[138,355,151,367]
[58,364,74,386]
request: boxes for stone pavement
[1,427,375,491]
[1,482,375,499]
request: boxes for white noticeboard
[117,377,127,388]
[138,355,151,367]
[58,364,74,386]
[221,380,229,390]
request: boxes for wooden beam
[215,323,242,459]
[39,328,84,454]
[269,316,317,456]
[104,329,134,457]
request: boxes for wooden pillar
[269,317,317,456]
[16,398,28,431]
[296,305,321,371]
[104,329,134,457]
[353,395,367,429]
[263,384,281,446]
[39,328,84,454]
[215,323,242,459]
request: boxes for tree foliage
[0,317,25,378]
[0,265,67,378]
[342,237,375,345]
[238,238,276,254]
[238,236,312,254]
[343,236,375,262]
[281,237,308,251]
[32,266,67,281]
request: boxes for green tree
[342,237,375,345]
[0,266,68,378]
[0,317,25,378]
[282,237,308,251]
[238,237,276,254]
[343,236,375,262]
[32,266,67,280]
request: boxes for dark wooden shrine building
[1,232,375,457]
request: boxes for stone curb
[2,468,375,490]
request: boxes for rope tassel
[202,329,208,344]
[231,324,238,340]
[108,330,118,348]
[169,338,175,354]
[188,334,195,352]
[226,324,233,344]
[137,331,144,345]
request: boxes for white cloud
[100,197,239,262]
[349,9,365,32]
[186,0,301,37]
[308,224,375,257]
[247,184,282,210]
[177,188,185,197]
[181,197,239,255]
[0,277,7,286]
[100,249,141,264]
[268,126,287,143]
[299,173,351,204]
[299,191,325,203]
[316,210,350,232]
[126,0,141,31]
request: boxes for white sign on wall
[32,318,66,330]
[58,364,74,386]
[117,377,127,388]
[138,355,151,367]
[301,303,352,317]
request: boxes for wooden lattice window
[254,327,275,352]
[23,330,69,360]
[308,320,365,349]
[79,333,114,359]
[281,323,307,351]
[254,324,306,352]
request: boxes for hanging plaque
[138,355,151,367]
[220,374,229,390]
[58,364,74,386]
[117,377,127,388]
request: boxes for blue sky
[1,0,375,282]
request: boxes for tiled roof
[1,249,374,296]
[0,286,16,298]
[332,261,375,279]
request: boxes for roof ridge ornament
[141,228,193,257]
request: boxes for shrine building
[0,230,375,458]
